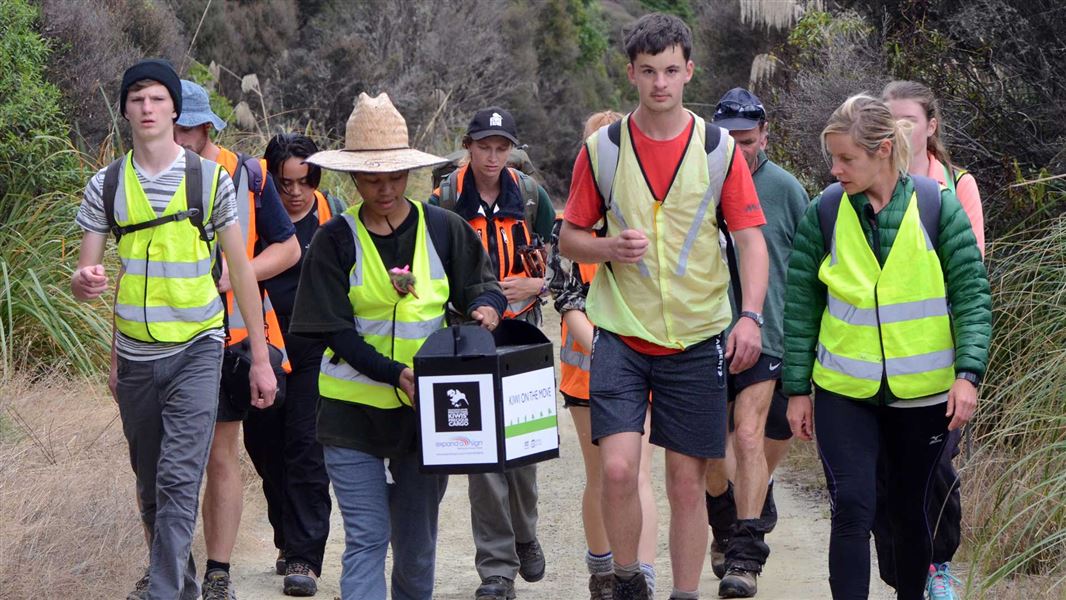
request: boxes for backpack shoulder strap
[236,152,265,207]
[818,182,846,255]
[325,192,347,220]
[912,175,942,250]
[590,120,623,211]
[514,169,539,235]
[102,156,124,241]
[438,170,458,211]
[703,120,723,155]
[422,202,452,272]
[184,148,211,243]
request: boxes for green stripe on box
[505,416,558,438]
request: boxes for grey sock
[670,589,699,599]
[586,551,613,575]
[613,560,641,581]
[641,562,656,597]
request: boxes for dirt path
[230,309,896,599]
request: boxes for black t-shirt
[263,205,324,324]
[289,199,506,458]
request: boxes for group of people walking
[70,10,989,600]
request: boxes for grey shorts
[589,329,729,458]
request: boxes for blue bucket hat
[176,79,226,131]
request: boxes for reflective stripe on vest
[812,189,955,399]
[558,259,598,399]
[435,165,538,318]
[585,113,735,349]
[114,152,225,342]
[217,153,291,372]
[319,201,450,409]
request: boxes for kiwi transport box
[414,320,559,474]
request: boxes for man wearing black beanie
[120,58,183,120]
[71,59,277,600]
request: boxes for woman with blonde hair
[782,94,991,599]
[546,109,658,599]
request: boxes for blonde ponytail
[821,93,911,176]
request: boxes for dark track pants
[813,389,951,600]
[243,333,332,575]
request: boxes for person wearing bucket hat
[71,59,276,600]
[289,93,506,600]
[172,79,301,600]
[428,106,554,600]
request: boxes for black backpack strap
[184,148,212,243]
[423,203,452,273]
[607,119,622,146]
[704,121,722,155]
[911,175,942,250]
[438,171,458,211]
[818,182,845,256]
[515,169,540,237]
[102,157,124,241]
[236,152,264,207]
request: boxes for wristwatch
[739,311,764,328]
[956,371,982,389]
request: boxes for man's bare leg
[665,449,709,591]
[599,431,644,566]
[765,437,791,476]
[203,420,243,564]
[732,381,775,518]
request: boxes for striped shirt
[77,152,238,361]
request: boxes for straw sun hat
[308,93,448,173]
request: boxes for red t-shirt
[564,115,764,355]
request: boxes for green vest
[813,189,956,400]
[585,113,735,349]
[319,201,450,409]
[114,152,225,342]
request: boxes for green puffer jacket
[782,176,991,403]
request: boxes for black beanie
[119,59,182,120]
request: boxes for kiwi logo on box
[433,381,482,432]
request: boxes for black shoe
[475,576,516,600]
[202,569,237,600]
[283,560,318,597]
[760,480,778,533]
[516,538,546,582]
[275,550,287,576]
[719,566,758,598]
[588,573,613,600]
[711,537,728,579]
[612,573,650,600]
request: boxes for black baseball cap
[466,107,519,145]
[712,88,766,131]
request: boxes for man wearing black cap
[704,87,810,598]
[429,107,555,600]
[70,59,277,600]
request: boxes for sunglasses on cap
[714,101,766,121]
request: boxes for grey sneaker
[475,576,516,600]
[719,566,758,598]
[202,569,237,600]
[516,538,546,582]
[589,572,613,600]
[283,560,318,597]
[126,569,149,600]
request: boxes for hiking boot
[126,569,149,600]
[711,538,728,579]
[475,576,516,600]
[516,538,546,582]
[283,560,318,597]
[926,563,961,600]
[760,480,778,533]
[612,573,650,600]
[202,569,237,600]
[275,550,286,576]
[588,572,613,600]
[719,566,758,598]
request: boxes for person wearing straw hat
[289,92,506,600]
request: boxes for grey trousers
[116,336,222,600]
[468,465,539,580]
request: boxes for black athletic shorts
[728,353,792,441]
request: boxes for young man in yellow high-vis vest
[71,59,277,600]
[173,79,300,600]
[559,14,770,600]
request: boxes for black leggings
[813,388,950,600]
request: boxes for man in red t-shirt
[558,14,769,600]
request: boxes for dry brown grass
[0,373,145,599]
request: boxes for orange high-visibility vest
[559,261,599,400]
